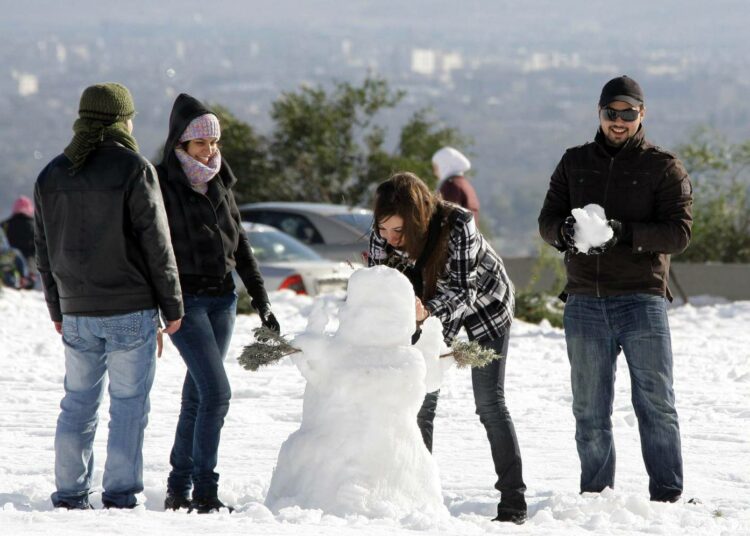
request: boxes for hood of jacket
[159,93,233,187]
[432,146,471,183]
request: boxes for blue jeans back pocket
[61,316,86,348]
[102,311,146,351]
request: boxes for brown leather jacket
[538,127,693,299]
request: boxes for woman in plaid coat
[368,172,527,524]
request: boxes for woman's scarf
[174,145,222,194]
[63,118,139,175]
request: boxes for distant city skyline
[2,0,748,254]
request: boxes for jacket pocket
[569,170,606,209]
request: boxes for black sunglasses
[600,107,640,122]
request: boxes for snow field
[0,288,748,535]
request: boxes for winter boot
[189,495,234,514]
[164,493,191,511]
[493,498,527,525]
[102,499,138,509]
[52,499,93,510]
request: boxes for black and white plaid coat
[368,207,514,343]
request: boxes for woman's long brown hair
[373,172,454,300]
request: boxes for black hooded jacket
[156,93,269,309]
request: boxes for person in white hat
[431,146,479,221]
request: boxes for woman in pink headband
[155,93,278,514]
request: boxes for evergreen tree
[267,76,403,205]
[675,128,750,262]
[213,76,470,207]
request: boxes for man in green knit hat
[64,82,138,173]
[34,82,184,509]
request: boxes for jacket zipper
[193,189,225,268]
[597,157,615,297]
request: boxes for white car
[238,222,358,296]
[238,202,373,263]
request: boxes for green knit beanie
[78,82,135,123]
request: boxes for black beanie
[599,76,644,107]
[78,82,135,123]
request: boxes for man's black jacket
[155,93,269,309]
[538,127,693,299]
[34,141,183,322]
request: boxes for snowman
[264,266,450,519]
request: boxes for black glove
[559,216,578,253]
[259,307,281,334]
[252,299,281,335]
[587,219,629,255]
[610,219,633,245]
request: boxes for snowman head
[336,266,416,346]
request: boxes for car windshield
[248,229,323,262]
[331,212,374,235]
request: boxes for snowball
[242,501,276,522]
[570,203,614,253]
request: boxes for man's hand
[163,318,182,335]
[587,219,626,255]
[560,216,578,253]
[155,329,164,357]
[54,321,62,335]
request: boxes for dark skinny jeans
[417,330,526,508]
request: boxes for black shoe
[189,496,234,514]
[652,494,681,503]
[102,499,137,509]
[493,509,527,524]
[164,494,191,511]
[53,499,93,510]
[493,501,527,525]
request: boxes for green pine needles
[237,327,501,372]
[237,327,300,371]
[445,340,503,369]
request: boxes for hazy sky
[3,0,748,53]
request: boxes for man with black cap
[34,82,184,510]
[538,76,693,503]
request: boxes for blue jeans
[52,309,158,509]
[564,293,683,501]
[417,329,526,510]
[167,292,237,499]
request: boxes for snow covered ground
[0,287,748,535]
